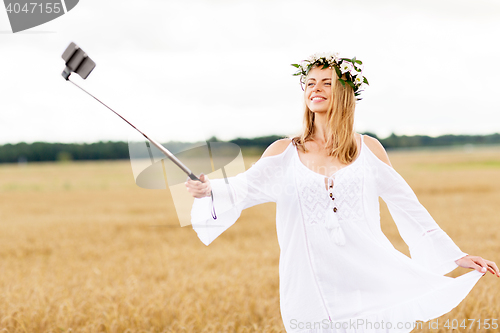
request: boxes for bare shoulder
[362,134,393,167]
[261,138,293,159]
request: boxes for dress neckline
[294,134,364,179]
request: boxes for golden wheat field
[0,144,499,333]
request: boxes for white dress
[190,134,485,333]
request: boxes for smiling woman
[295,63,358,169]
[185,52,498,333]
[306,75,332,108]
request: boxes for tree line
[1,132,499,164]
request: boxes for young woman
[185,52,499,333]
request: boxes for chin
[307,103,329,114]
[309,108,328,114]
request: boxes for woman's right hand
[185,173,212,198]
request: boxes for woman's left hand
[455,255,500,277]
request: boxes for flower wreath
[291,52,369,101]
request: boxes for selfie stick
[60,42,205,184]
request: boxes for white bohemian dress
[190,134,485,333]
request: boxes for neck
[312,111,329,144]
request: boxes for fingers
[474,265,486,273]
[185,173,212,198]
[470,256,496,275]
[185,182,211,198]
[462,256,500,276]
[464,256,486,273]
[484,259,500,277]
[476,257,488,273]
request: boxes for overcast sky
[1,0,499,145]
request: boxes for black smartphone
[61,42,96,80]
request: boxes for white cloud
[1,0,499,144]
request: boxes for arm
[187,139,291,246]
[364,136,468,275]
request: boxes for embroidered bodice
[294,139,365,245]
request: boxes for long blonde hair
[290,65,358,164]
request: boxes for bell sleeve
[374,154,468,276]
[190,152,284,246]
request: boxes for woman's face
[304,66,333,114]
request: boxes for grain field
[0,145,499,332]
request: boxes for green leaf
[340,58,352,63]
[291,64,300,68]
[322,63,329,69]
[355,60,362,64]
[363,77,369,85]
[338,79,346,87]
[334,66,342,78]
[346,80,355,89]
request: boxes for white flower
[354,61,363,72]
[339,60,354,74]
[308,51,340,63]
[329,52,340,62]
[308,53,320,62]
[300,60,309,71]
[354,75,364,85]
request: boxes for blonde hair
[290,65,358,164]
